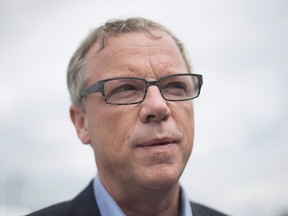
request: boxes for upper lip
[136,138,179,147]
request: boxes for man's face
[72,32,194,192]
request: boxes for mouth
[137,138,179,148]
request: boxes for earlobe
[69,104,91,144]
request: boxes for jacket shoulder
[26,201,70,216]
[26,181,101,216]
[191,202,229,216]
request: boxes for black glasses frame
[80,73,203,105]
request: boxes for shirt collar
[93,175,193,216]
[93,175,125,216]
[180,185,193,216]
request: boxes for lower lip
[138,143,176,150]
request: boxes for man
[28,17,227,216]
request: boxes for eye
[161,81,189,97]
[104,80,144,100]
[113,84,138,93]
[163,81,187,91]
[167,82,186,89]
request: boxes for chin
[141,167,182,190]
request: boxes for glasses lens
[104,78,146,104]
[160,75,200,101]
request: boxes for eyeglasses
[80,73,203,105]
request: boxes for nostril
[146,113,156,122]
[141,106,170,123]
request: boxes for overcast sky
[1,0,287,215]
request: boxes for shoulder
[191,202,229,216]
[25,201,70,216]
[26,180,101,216]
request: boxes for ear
[69,104,91,144]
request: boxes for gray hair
[67,17,191,106]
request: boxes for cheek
[87,107,136,156]
[185,106,195,156]
[184,103,195,139]
[173,102,195,150]
[173,102,194,129]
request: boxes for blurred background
[1,0,287,215]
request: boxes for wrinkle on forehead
[146,56,178,79]
[85,32,187,81]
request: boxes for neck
[105,180,181,216]
[123,193,180,216]
[98,170,182,216]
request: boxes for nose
[139,86,171,123]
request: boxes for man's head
[67,17,192,108]
[68,17,202,196]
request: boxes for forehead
[85,32,186,81]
